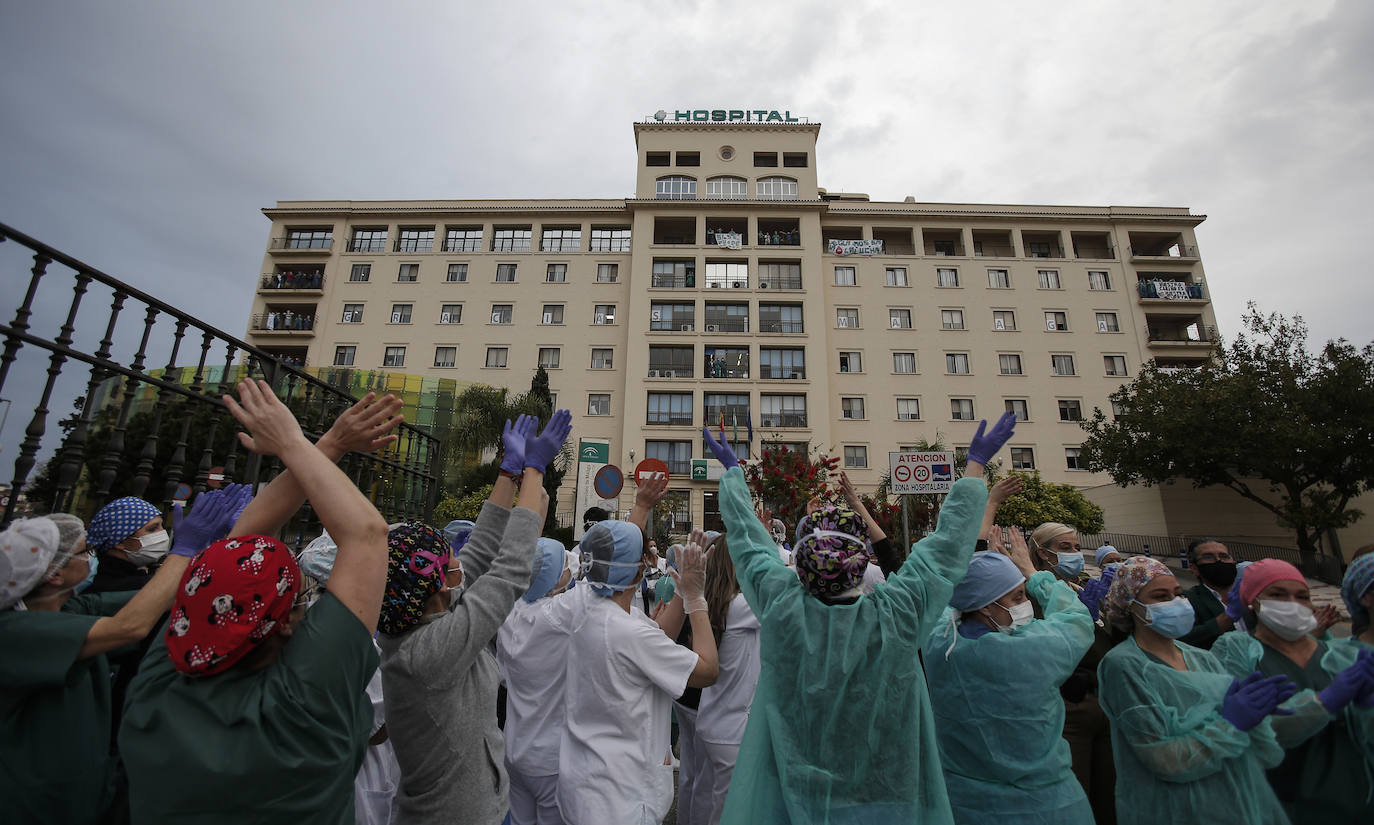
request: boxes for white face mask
[1257,599,1318,641]
[991,599,1035,633]
[127,530,170,568]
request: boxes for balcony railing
[249,313,317,333]
[260,272,324,291]
[1138,280,1206,300]
[1147,325,1217,344]
[1073,247,1116,260]
[759,366,805,380]
[973,245,1016,257]
[703,319,749,333]
[759,413,808,428]
[651,273,695,289]
[704,358,750,379]
[758,275,803,290]
[442,239,482,253]
[270,236,332,251]
[758,320,804,334]
[394,239,435,253]
[1131,245,1198,259]
[756,230,801,246]
[348,239,387,253]
[647,366,694,379]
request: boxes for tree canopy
[991,470,1105,534]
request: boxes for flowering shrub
[745,445,839,527]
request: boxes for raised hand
[838,471,861,508]
[669,528,710,613]
[1002,524,1036,577]
[320,392,404,455]
[524,409,573,472]
[171,483,254,557]
[500,414,538,475]
[635,474,669,510]
[967,411,1017,466]
[989,475,1024,505]
[701,427,739,470]
[223,379,310,457]
[1313,604,1341,636]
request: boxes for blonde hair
[703,534,737,646]
[1029,522,1077,570]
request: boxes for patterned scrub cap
[1102,556,1173,629]
[793,506,870,599]
[87,497,161,554]
[1341,553,1374,625]
[0,518,61,610]
[379,522,451,635]
[165,535,300,676]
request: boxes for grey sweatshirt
[380,500,541,825]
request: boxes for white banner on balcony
[715,232,742,249]
[828,239,884,256]
[1155,281,1191,300]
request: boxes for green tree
[433,484,494,523]
[1080,305,1374,573]
[991,470,1105,534]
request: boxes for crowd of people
[3,386,1373,825]
[266,269,325,290]
[259,309,318,331]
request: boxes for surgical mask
[127,530,171,567]
[1257,600,1318,641]
[75,554,98,594]
[1102,562,1122,574]
[1054,552,1084,579]
[581,555,645,593]
[1133,596,1196,639]
[1195,560,1237,589]
[991,599,1035,634]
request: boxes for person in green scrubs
[120,383,403,825]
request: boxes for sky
[0,0,1371,462]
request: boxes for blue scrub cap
[297,531,338,583]
[582,520,644,596]
[524,537,569,603]
[950,552,1026,611]
[88,496,161,554]
[1341,554,1374,624]
[443,520,475,554]
[1094,545,1120,566]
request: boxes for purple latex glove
[701,427,740,470]
[1317,654,1374,713]
[966,411,1017,466]
[1355,650,1374,710]
[523,409,573,472]
[1220,672,1298,731]
[1225,561,1252,627]
[500,414,537,475]
[170,483,253,557]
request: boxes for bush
[433,484,494,525]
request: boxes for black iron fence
[0,222,439,543]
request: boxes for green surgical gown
[119,591,378,824]
[923,571,1096,825]
[716,467,987,824]
[0,591,135,825]
[1096,635,1289,825]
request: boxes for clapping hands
[670,528,711,613]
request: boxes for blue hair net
[1094,544,1120,566]
[581,521,644,596]
[443,520,475,554]
[524,537,568,603]
[949,552,1025,611]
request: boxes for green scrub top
[715,467,987,825]
[0,591,136,825]
[1097,635,1290,825]
[923,571,1096,825]
[119,591,379,824]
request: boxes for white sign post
[888,451,956,495]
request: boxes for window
[545,264,567,283]
[446,263,468,283]
[593,304,617,325]
[1059,399,1083,421]
[1045,311,1068,331]
[760,394,807,427]
[647,392,693,425]
[759,303,804,334]
[1010,447,1036,470]
[333,345,356,366]
[646,440,692,475]
[946,353,970,374]
[651,302,695,331]
[383,346,406,367]
[396,227,434,253]
[704,345,749,378]
[1052,354,1077,376]
[941,309,965,330]
[492,228,532,252]
[655,176,697,200]
[753,152,778,167]
[892,352,917,374]
[837,308,859,328]
[1111,400,1127,419]
[496,264,518,283]
[485,347,509,368]
[662,491,691,526]
[951,399,975,421]
[885,267,908,287]
[349,229,386,253]
[704,302,749,332]
[1104,355,1128,376]
[897,398,920,420]
[646,151,670,167]
[1096,312,1120,332]
[1005,399,1029,421]
[541,304,564,325]
[759,348,806,379]
[756,176,798,200]
[839,351,862,373]
[490,304,513,324]
[705,176,747,199]
[349,263,371,282]
[440,304,461,324]
[704,393,750,426]
[652,259,696,288]
[648,345,694,377]
[780,151,808,168]
[541,228,581,253]
[1089,270,1111,291]
[1037,269,1062,289]
[757,261,802,289]
[932,240,958,256]
[1065,448,1085,470]
[589,228,631,252]
[538,347,561,369]
[889,309,912,329]
[341,304,363,323]
[389,303,412,324]
[676,151,700,167]
[397,263,418,282]
[843,445,869,468]
[993,310,1017,331]
[587,393,611,416]
[834,266,857,286]
[590,348,614,369]
[596,264,619,283]
[937,268,960,288]
[841,398,866,419]
[286,228,331,249]
[988,269,1011,289]
[433,346,456,368]
[444,227,482,252]
[704,261,748,289]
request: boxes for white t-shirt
[497,588,585,776]
[696,593,761,746]
[557,593,699,825]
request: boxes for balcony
[1131,244,1198,261]
[703,319,749,333]
[1138,280,1207,303]
[759,413,808,428]
[269,236,332,253]
[1071,231,1116,260]
[1147,323,1216,347]
[704,350,750,379]
[348,239,388,253]
[758,365,805,380]
[1021,231,1065,259]
[758,218,802,247]
[259,271,324,293]
[260,347,308,368]
[972,229,1015,258]
[249,312,317,335]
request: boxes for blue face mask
[1134,596,1196,638]
[75,554,98,594]
[1102,562,1123,574]
[1054,552,1085,578]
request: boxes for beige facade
[249,119,1225,537]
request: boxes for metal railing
[1147,324,1217,343]
[348,239,388,253]
[269,236,332,251]
[0,222,440,536]
[249,313,317,332]
[757,276,803,290]
[1130,244,1199,259]
[1138,280,1206,300]
[650,274,694,289]
[260,272,324,290]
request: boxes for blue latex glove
[966,411,1017,466]
[500,414,537,475]
[524,409,573,472]
[701,427,740,470]
[1220,672,1298,731]
[1355,650,1374,710]
[171,483,253,557]
[1317,654,1374,712]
